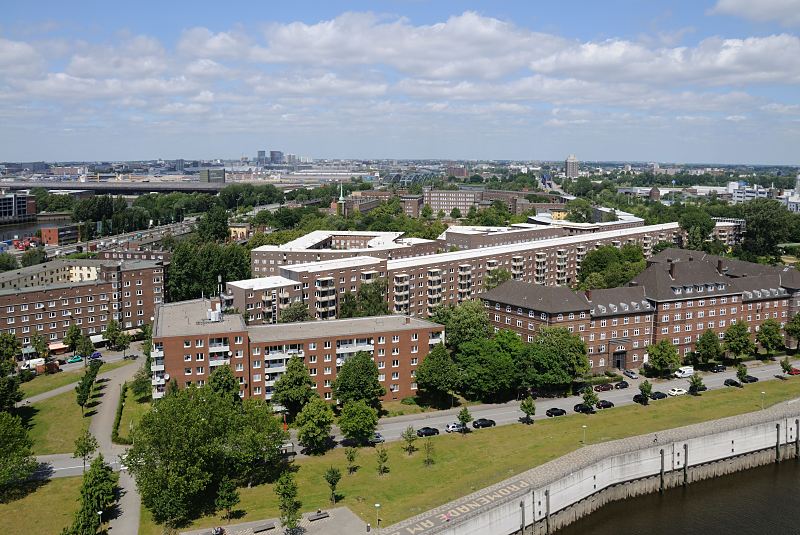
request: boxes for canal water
[556,460,800,535]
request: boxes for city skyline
[1,0,799,164]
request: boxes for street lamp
[761,391,766,411]
[582,425,587,445]
[375,503,381,528]
[97,510,102,524]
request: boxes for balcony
[151,348,163,359]
[152,389,165,400]
[209,358,231,367]
[150,359,165,372]
[336,343,374,354]
[208,344,230,354]
[151,376,165,386]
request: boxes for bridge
[0,180,319,195]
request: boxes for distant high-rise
[795,173,800,194]
[270,151,284,165]
[199,169,226,183]
[257,150,266,166]
[565,154,579,179]
[174,159,185,172]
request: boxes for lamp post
[761,391,766,411]
[582,425,587,445]
[375,503,381,528]
[97,510,102,524]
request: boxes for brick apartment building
[481,249,800,372]
[150,298,444,401]
[0,259,166,350]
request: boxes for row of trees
[60,453,118,535]
[578,244,647,290]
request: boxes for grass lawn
[22,359,134,399]
[118,389,151,442]
[22,389,89,455]
[0,477,81,535]
[381,396,477,418]
[139,378,800,534]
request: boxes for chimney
[669,261,676,279]
[717,259,724,273]
[405,316,410,324]
[585,289,592,301]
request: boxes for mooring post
[776,423,782,463]
[545,489,551,535]
[795,419,799,460]
[683,443,688,486]
[531,488,536,534]
[520,500,525,535]
[659,449,665,493]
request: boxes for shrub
[400,397,418,406]
[111,382,132,445]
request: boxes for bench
[308,511,330,522]
[253,522,276,533]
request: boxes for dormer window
[685,287,693,294]
[673,287,682,295]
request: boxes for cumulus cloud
[711,0,800,26]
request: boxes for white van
[675,366,695,378]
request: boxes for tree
[338,292,358,319]
[578,245,645,287]
[579,272,607,290]
[20,246,46,267]
[689,374,705,395]
[76,336,95,365]
[415,344,458,407]
[648,339,681,377]
[421,204,433,219]
[0,412,37,500]
[296,396,334,454]
[209,364,239,402]
[450,207,461,219]
[324,466,342,505]
[338,400,379,445]
[0,332,21,363]
[724,322,755,361]
[116,332,132,358]
[0,361,23,412]
[736,363,749,384]
[485,268,512,291]
[518,327,589,391]
[278,301,313,323]
[401,425,418,455]
[64,324,82,356]
[0,252,18,272]
[456,338,517,402]
[430,301,491,351]
[73,429,98,473]
[103,320,121,350]
[565,198,593,223]
[376,445,389,476]
[679,208,715,250]
[345,447,359,475]
[275,471,302,532]
[582,388,599,410]
[457,406,473,433]
[638,380,652,405]
[167,240,250,302]
[423,438,435,467]
[781,356,792,374]
[520,396,536,424]
[339,279,389,318]
[332,351,385,409]
[65,453,118,534]
[130,365,153,401]
[272,356,315,421]
[197,204,229,243]
[75,374,93,415]
[741,199,792,257]
[215,477,240,522]
[30,333,50,363]
[756,319,783,357]
[695,329,723,366]
[784,313,800,350]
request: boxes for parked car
[724,378,742,388]
[88,352,102,361]
[689,384,708,393]
[369,433,385,445]
[546,407,567,417]
[67,355,82,364]
[742,375,759,383]
[596,400,615,409]
[614,380,629,389]
[668,387,687,396]
[445,422,465,433]
[594,383,613,392]
[789,368,800,376]
[573,403,596,414]
[650,391,668,400]
[623,369,639,379]
[473,418,496,429]
[711,364,727,373]
[416,426,439,437]
[633,394,648,404]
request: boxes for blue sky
[1,0,799,164]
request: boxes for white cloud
[711,0,800,26]
[0,37,44,76]
[65,35,167,78]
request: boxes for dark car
[724,378,743,388]
[633,394,648,404]
[614,380,629,389]
[596,400,615,409]
[689,384,708,394]
[546,407,567,417]
[472,418,496,429]
[594,383,613,392]
[650,391,667,400]
[416,426,439,437]
[742,375,759,383]
[573,403,596,414]
[711,364,727,373]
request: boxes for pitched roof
[481,280,589,314]
[632,258,735,302]
[586,286,653,317]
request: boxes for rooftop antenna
[217,274,223,297]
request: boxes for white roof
[253,230,404,252]
[281,255,384,274]
[389,222,683,270]
[226,276,296,291]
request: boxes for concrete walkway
[181,507,367,535]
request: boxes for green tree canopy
[208,365,240,402]
[338,279,389,318]
[415,344,458,407]
[517,327,589,391]
[565,198,593,223]
[430,300,491,352]
[647,339,681,377]
[197,204,229,242]
[578,245,646,288]
[485,268,512,290]
[785,313,800,350]
[724,322,755,361]
[695,329,723,365]
[278,301,313,323]
[0,412,38,500]
[332,351,385,409]
[296,396,334,454]
[679,208,715,250]
[272,355,315,421]
[455,338,517,402]
[0,253,18,272]
[338,400,379,445]
[756,319,783,357]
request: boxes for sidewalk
[181,507,367,535]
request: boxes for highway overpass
[0,180,320,195]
